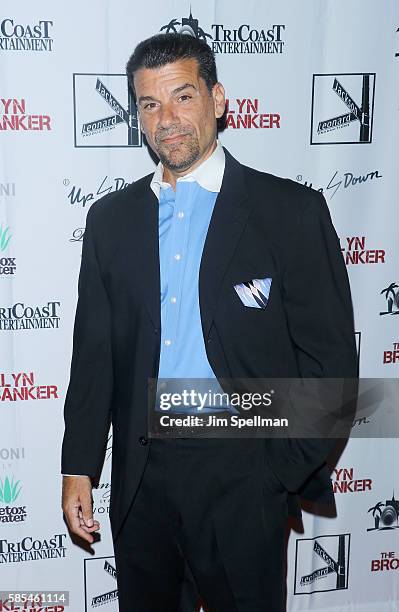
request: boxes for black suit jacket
[61,147,358,542]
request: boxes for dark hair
[126,33,218,102]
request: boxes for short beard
[155,133,201,172]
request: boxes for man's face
[133,57,225,172]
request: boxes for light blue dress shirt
[150,142,235,415]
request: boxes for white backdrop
[0,1,398,611]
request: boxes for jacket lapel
[199,148,254,341]
[123,178,161,331]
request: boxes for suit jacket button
[138,436,148,446]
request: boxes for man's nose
[158,103,179,128]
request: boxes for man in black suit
[61,33,357,611]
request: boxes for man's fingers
[66,506,96,543]
[79,522,100,534]
[62,476,100,543]
[78,510,100,533]
[81,496,94,527]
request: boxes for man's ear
[136,108,145,134]
[212,82,226,119]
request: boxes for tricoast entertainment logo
[0,533,67,564]
[0,301,60,330]
[159,9,286,54]
[0,18,53,52]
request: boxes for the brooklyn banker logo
[73,74,141,148]
[311,73,375,145]
[159,9,285,54]
[294,534,350,594]
[84,557,118,611]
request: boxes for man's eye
[144,102,157,110]
[178,95,192,102]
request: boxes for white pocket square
[234,277,272,309]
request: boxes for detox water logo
[0,224,16,276]
[0,475,27,524]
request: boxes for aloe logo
[0,475,26,523]
[0,225,12,251]
[0,224,15,276]
[0,475,21,503]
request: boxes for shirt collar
[150,139,225,201]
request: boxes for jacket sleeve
[267,188,358,492]
[61,204,113,477]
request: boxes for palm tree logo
[380,282,399,315]
[160,9,212,42]
[160,19,181,34]
[367,501,384,530]
[367,493,399,531]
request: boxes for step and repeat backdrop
[0,1,398,611]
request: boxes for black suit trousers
[113,437,288,612]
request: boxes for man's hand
[62,476,100,544]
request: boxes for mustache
[155,129,192,142]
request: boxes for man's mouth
[161,133,188,143]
